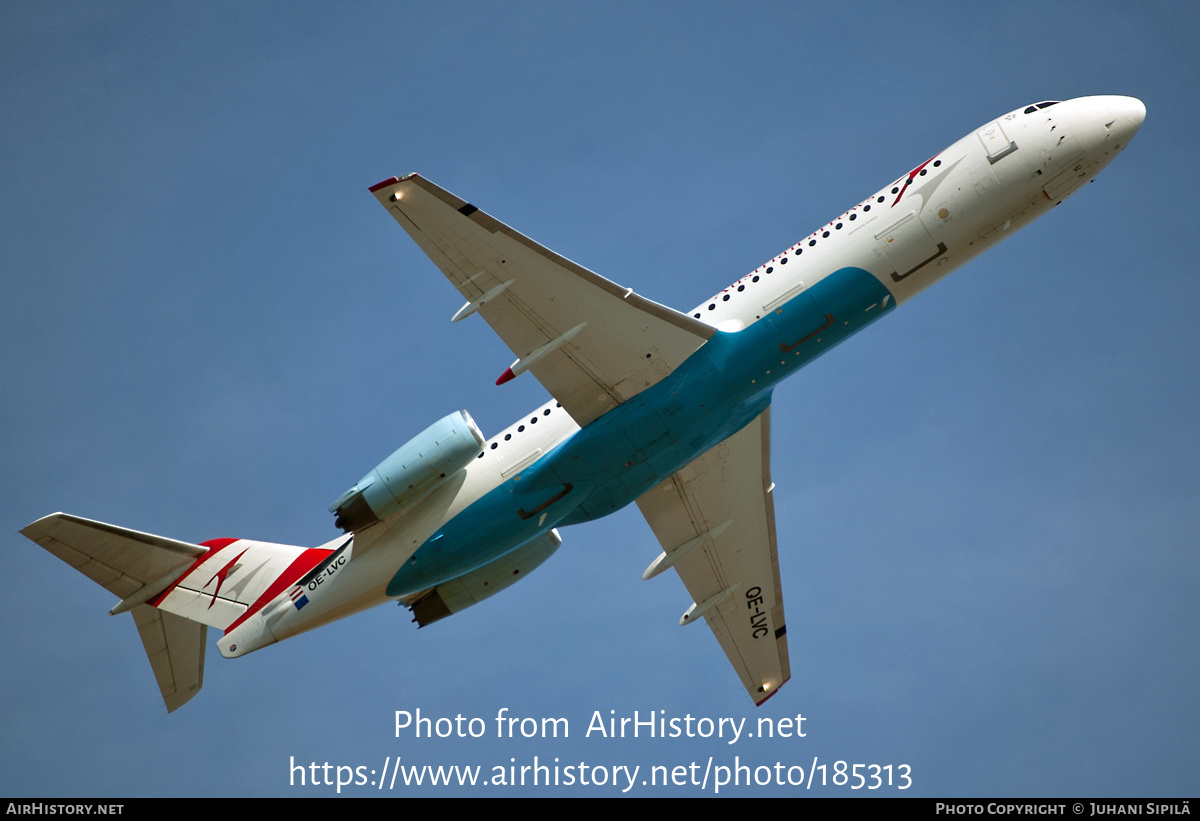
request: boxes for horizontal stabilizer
[21,513,213,712]
[21,513,205,601]
[21,512,338,711]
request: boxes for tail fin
[21,512,333,712]
[130,607,206,712]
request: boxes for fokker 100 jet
[23,96,1145,711]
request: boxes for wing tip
[369,176,400,192]
[19,511,68,539]
[369,173,420,193]
[753,676,790,707]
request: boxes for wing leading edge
[370,174,714,427]
[635,408,790,704]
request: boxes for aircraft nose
[1106,96,1146,144]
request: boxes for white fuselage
[221,96,1145,657]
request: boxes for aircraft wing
[370,174,714,427]
[635,408,790,704]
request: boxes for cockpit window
[1025,101,1061,114]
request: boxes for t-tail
[20,513,347,712]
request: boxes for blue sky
[2,2,1197,796]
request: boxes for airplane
[22,95,1145,712]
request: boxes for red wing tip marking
[754,677,790,707]
[369,177,401,192]
[495,367,517,386]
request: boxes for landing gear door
[977,121,1018,164]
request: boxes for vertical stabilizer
[20,512,330,712]
[130,606,206,712]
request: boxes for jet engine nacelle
[409,529,562,626]
[330,410,486,532]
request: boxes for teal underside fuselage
[385,266,895,598]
